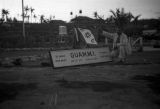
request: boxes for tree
[1,9,9,22]
[1,9,5,20]
[30,7,35,23]
[24,5,29,16]
[94,11,98,19]
[79,9,82,15]
[70,12,73,20]
[93,11,105,23]
[109,8,134,29]
[13,17,18,23]
[33,14,37,23]
[7,17,12,23]
[108,8,143,36]
[40,15,45,23]
[132,14,141,25]
[27,15,30,23]
[24,5,30,22]
[0,18,4,24]
[70,12,73,15]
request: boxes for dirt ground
[0,50,160,109]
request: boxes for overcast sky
[0,0,160,22]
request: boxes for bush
[12,58,22,66]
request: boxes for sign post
[58,26,67,43]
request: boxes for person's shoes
[116,58,127,64]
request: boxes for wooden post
[22,0,25,43]
[74,28,79,42]
[139,37,143,52]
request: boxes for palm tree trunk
[31,13,32,23]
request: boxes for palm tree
[70,12,73,15]
[5,9,9,21]
[27,15,30,23]
[93,11,105,23]
[79,9,82,16]
[0,18,4,24]
[24,5,29,16]
[94,11,98,19]
[49,15,55,22]
[132,14,141,24]
[70,11,73,19]
[40,15,44,23]
[33,14,37,23]
[2,9,9,22]
[109,8,134,29]
[24,5,30,22]
[1,9,5,20]
[13,17,18,23]
[7,17,12,23]
[30,7,35,23]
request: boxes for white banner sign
[78,28,97,45]
[59,26,67,35]
[50,47,111,68]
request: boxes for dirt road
[0,51,160,109]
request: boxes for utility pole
[22,0,25,42]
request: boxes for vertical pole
[22,0,25,42]
[74,28,79,42]
[140,37,143,46]
[140,37,143,52]
[128,37,131,46]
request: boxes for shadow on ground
[132,74,160,94]
[132,74,160,105]
[0,83,37,103]
[55,79,129,92]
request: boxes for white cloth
[78,28,97,45]
[102,31,132,59]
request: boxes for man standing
[102,28,132,63]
